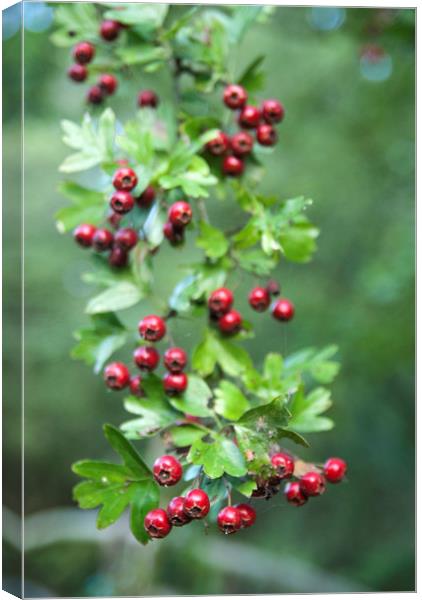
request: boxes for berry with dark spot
[299,472,326,497]
[87,85,104,105]
[208,288,234,316]
[144,508,172,539]
[133,346,160,371]
[129,375,143,397]
[153,455,183,486]
[99,73,118,95]
[261,99,285,124]
[236,504,256,528]
[222,155,244,177]
[238,105,261,129]
[92,228,114,252]
[248,286,271,312]
[137,186,156,208]
[324,458,347,483]
[68,64,87,82]
[231,131,254,156]
[163,372,188,395]
[271,452,295,479]
[110,191,135,214]
[183,488,210,519]
[164,347,187,373]
[218,310,242,334]
[108,245,128,268]
[73,224,96,247]
[168,201,192,228]
[163,222,184,246]
[73,41,95,65]
[206,131,230,156]
[272,298,295,322]
[100,20,121,41]
[112,167,138,192]
[114,227,138,250]
[223,84,247,109]
[103,362,130,390]
[138,90,159,108]
[284,481,308,506]
[138,315,166,342]
[256,123,278,146]
[217,506,242,534]
[167,496,191,526]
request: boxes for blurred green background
[3,3,415,597]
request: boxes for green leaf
[234,248,277,276]
[235,479,258,497]
[196,221,229,259]
[188,436,247,479]
[142,202,166,247]
[130,480,160,545]
[288,387,334,433]
[103,424,152,480]
[192,328,218,376]
[116,44,168,66]
[85,281,144,314]
[104,4,168,29]
[214,381,250,421]
[182,116,221,140]
[169,375,213,417]
[169,261,229,314]
[284,345,340,385]
[278,222,319,263]
[227,6,263,43]
[51,3,98,47]
[237,55,265,92]
[192,328,252,378]
[72,460,131,483]
[167,425,207,447]
[263,353,283,385]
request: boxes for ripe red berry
[218,310,242,334]
[206,131,230,156]
[266,279,280,296]
[284,481,308,506]
[231,131,254,156]
[222,155,244,177]
[73,224,96,248]
[271,452,295,479]
[108,245,128,268]
[164,347,187,373]
[73,41,95,65]
[168,201,192,228]
[114,227,138,250]
[138,315,166,342]
[100,20,121,41]
[223,84,247,109]
[129,375,143,397]
[99,73,118,95]
[107,211,122,229]
[87,85,104,105]
[153,455,183,486]
[236,504,256,528]
[261,99,285,124]
[217,506,242,535]
[137,186,155,208]
[167,496,191,526]
[133,346,160,371]
[92,228,114,252]
[68,63,87,82]
[163,221,184,246]
[299,472,326,497]
[272,298,295,322]
[144,508,172,539]
[256,123,278,146]
[163,372,188,395]
[248,286,271,312]
[183,488,210,519]
[110,191,135,214]
[103,362,130,390]
[238,105,261,129]
[112,168,138,192]
[138,90,159,108]
[208,288,234,316]
[324,457,347,483]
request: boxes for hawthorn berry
[252,478,280,500]
[103,362,130,390]
[129,375,143,397]
[206,131,230,156]
[266,279,280,296]
[92,228,114,252]
[164,347,187,373]
[167,496,191,526]
[238,105,261,129]
[231,131,254,156]
[87,85,104,105]
[248,286,271,312]
[236,504,256,528]
[99,73,118,95]
[108,246,128,268]
[168,201,192,228]
[110,191,135,214]
[284,481,308,506]
[73,41,95,65]
[137,186,156,208]
[138,90,159,108]
[272,298,295,322]
[223,84,247,109]
[217,506,242,535]
[324,457,347,483]
[73,224,96,248]
[163,222,184,246]
[107,213,122,231]
[261,99,285,124]
[183,488,210,519]
[114,227,138,250]
[112,167,138,192]
[100,20,121,41]
[299,472,326,497]
[153,455,183,486]
[133,346,160,371]
[163,372,188,395]
[144,508,172,539]
[271,452,295,479]
[68,64,87,82]
[256,123,278,147]
[222,155,244,177]
[218,310,242,334]
[208,288,234,316]
[138,315,166,342]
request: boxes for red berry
[129,375,143,397]
[92,228,114,252]
[206,131,230,156]
[248,286,271,312]
[284,481,308,506]
[183,489,210,519]
[271,452,295,479]
[107,211,122,229]
[99,73,118,95]
[138,315,166,342]
[108,246,128,268]
[266,279,280,296]
[261,99,285,124]
[168,201,192,228]
[299,472,326,497]
[164,347,187,373]
[133,346,160,371]
[231,131,254,156]
[112,168,138,192]
[217,506,242,535]
[137,186,156,208]
[68,63,87,82]
[218,310,242,334]
[103,362,130,390]
[144,508,172,539]
[222,155,244,177]
[324,457,347,483]
[73,224,96,248]
[223,84,247,109]
[73,41,95,65]
[238,105,261,129]
[110,191,135,214]
[163,222,184,246]
[208,288,234,316]
[114,227,138,250]
[167,496,191,526]
[87,85,104,105]
[163,372,188,395]
[272,298,295,322]
[138,90,159,108]
[236,503,256,528]
[100,20,121,41]
[153,455,183,486]
[256,123,278,146]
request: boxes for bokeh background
[3,3,415,597]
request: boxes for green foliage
[188,436,247,479]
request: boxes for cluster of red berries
[248,281,295,322]
[73,223,138,268]
[205,84,285,177]
[163,201,193,246]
